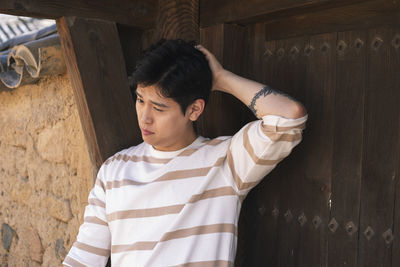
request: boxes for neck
[181,125,197,148]
[152,124,198,152]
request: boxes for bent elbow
[289,102,307,119]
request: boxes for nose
[139,105,153,125]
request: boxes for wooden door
[230,6,400,267]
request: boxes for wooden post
[0,0,157,28]
[56,17,141,171]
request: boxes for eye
[154,107,164,112]
[136,98,144,103]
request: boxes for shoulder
[190,136,232,159]
[102,142,146,166]
[200,136,231,146]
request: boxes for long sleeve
[225,114,308,196]
[63,165,111,267]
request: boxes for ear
[186,99,205,121]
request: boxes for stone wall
[0,74,96,266]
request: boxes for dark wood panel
[273,35,309,267]
[200,0,370,27]
[299,32,336,189]
[358,26,399,267]
[198,24,251,138]
[250,27,282,267]
[117,24,143,76]
[56,17,141,169]
[394,168,400,265]
[237,25,337,267]
[327,30,366,267]
[0,0,157,28]
[393,22,400,267]
[141,28,157,53]
[117,25,143,76]
[293,32,336,267]
[264,0,400,41]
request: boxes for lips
[141,128,154,136]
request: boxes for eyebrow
[135,90,169,108]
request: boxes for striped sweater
[63,114,307,267]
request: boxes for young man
[63,39,307,266]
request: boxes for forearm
[215,70,307,119]
[196,44,306,119]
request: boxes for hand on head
[195,45,225,92]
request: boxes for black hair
[132,39,212,114]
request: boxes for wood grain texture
[327,30,366,267]
[231,5,400,267]
[0,0,156,28]
[358,26,400,267]
[237,17,400,267]
[292,32,336,267]
[154,0,199,41]
[264,0,400,41]
[141,28,157,53]
[56,17,141,170]
[200,0,368,27]
[393,24,400,267]
[275,35,311,267]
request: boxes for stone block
[55,238,67,259]
[10,181,32,205]
[26,228,43,263]
[37,122,67,163]
[46,196,72,223]
[1,224,16,251]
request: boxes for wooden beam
[154,0,199,41]
[0,0,157,29]
[56,17,141,170]
[264,0,400,40]
[200,0,386,27]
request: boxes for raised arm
[196,45,307,119]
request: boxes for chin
[142,135,153,143]
[142,135,160,147]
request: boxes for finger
[194,44,203,52]
[195,45,211,56]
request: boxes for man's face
[135,84,196,151]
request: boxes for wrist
[213,69,234,93]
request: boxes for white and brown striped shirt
[63,115,307,267]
